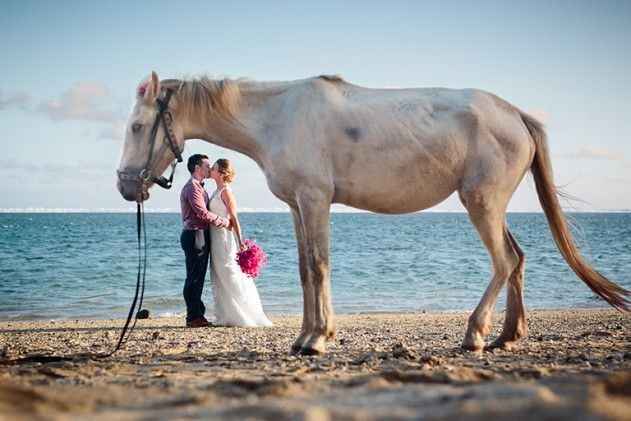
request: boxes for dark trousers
[180,229,210,322]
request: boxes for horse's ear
[150,71,161,96]
[139,71,161,102]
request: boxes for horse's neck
[186,80,294,166]
[238,80,298,125]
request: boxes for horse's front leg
[294,191,335,355]
[289,207,315,354]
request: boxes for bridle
[117,88,183,198]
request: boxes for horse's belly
[333,157,461,214]
[335,183,456,213]
[330,122,465,213]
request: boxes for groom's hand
[210,215,230,229]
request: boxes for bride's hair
[215,159,235,183]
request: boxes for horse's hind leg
[460,194,520,351]
[490,230,527,349]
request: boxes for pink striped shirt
[180,178,229,230]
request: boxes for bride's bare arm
[221,188,245,250]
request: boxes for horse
[117,72,629,355]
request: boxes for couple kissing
[180,154,272,328]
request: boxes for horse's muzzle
[117,178,150,202]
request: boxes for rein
[103,201,148,356]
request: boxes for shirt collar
[191,177,205,188]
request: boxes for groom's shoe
[186,317,210,328]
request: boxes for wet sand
[0,309,629,420]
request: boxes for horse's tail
[521,110,630,311]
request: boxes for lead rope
[101,202,147,357]
[0,203,148,365]
[127,200,149,341]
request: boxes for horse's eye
[131,123,143,133]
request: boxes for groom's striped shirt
[180,178,229,230]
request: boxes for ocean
[0,212,629,321]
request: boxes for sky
[1,0,630,212]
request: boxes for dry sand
[0,309,629,420]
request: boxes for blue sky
[1,0,630,211]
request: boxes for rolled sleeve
[188,184,229,227]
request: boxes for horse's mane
[161,74,346,121]
[317,74,345,84]
[164,76,241,122]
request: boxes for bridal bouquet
[236,239,268,279]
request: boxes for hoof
[488,338,520,351]
[298,346,324,356]
[300,334,326,356]
[290,332,310,355]
[461,336,485,352]
[461,343,484,352]
[462,326,486,352]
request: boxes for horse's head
[116,72,185,202]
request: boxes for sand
[0,309,629,420]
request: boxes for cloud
[37,81,130,142]
[38,82,119,123]
[0,89,31,110]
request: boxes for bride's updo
[215,159,235,183]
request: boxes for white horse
[117,72,629,355]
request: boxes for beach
[0,309,629,420]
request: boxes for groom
[180,154,230,328]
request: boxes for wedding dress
[209,187,273,327]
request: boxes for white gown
[209,187,273,327]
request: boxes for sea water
[0,212,629,320]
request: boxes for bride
[208,158,273,327]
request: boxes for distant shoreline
[2,209,631,214]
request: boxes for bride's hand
[239,242,247,252]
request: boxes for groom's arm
[188,185,229,228]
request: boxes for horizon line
[1,208,630,214]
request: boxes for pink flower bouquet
[236,239,268,279]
